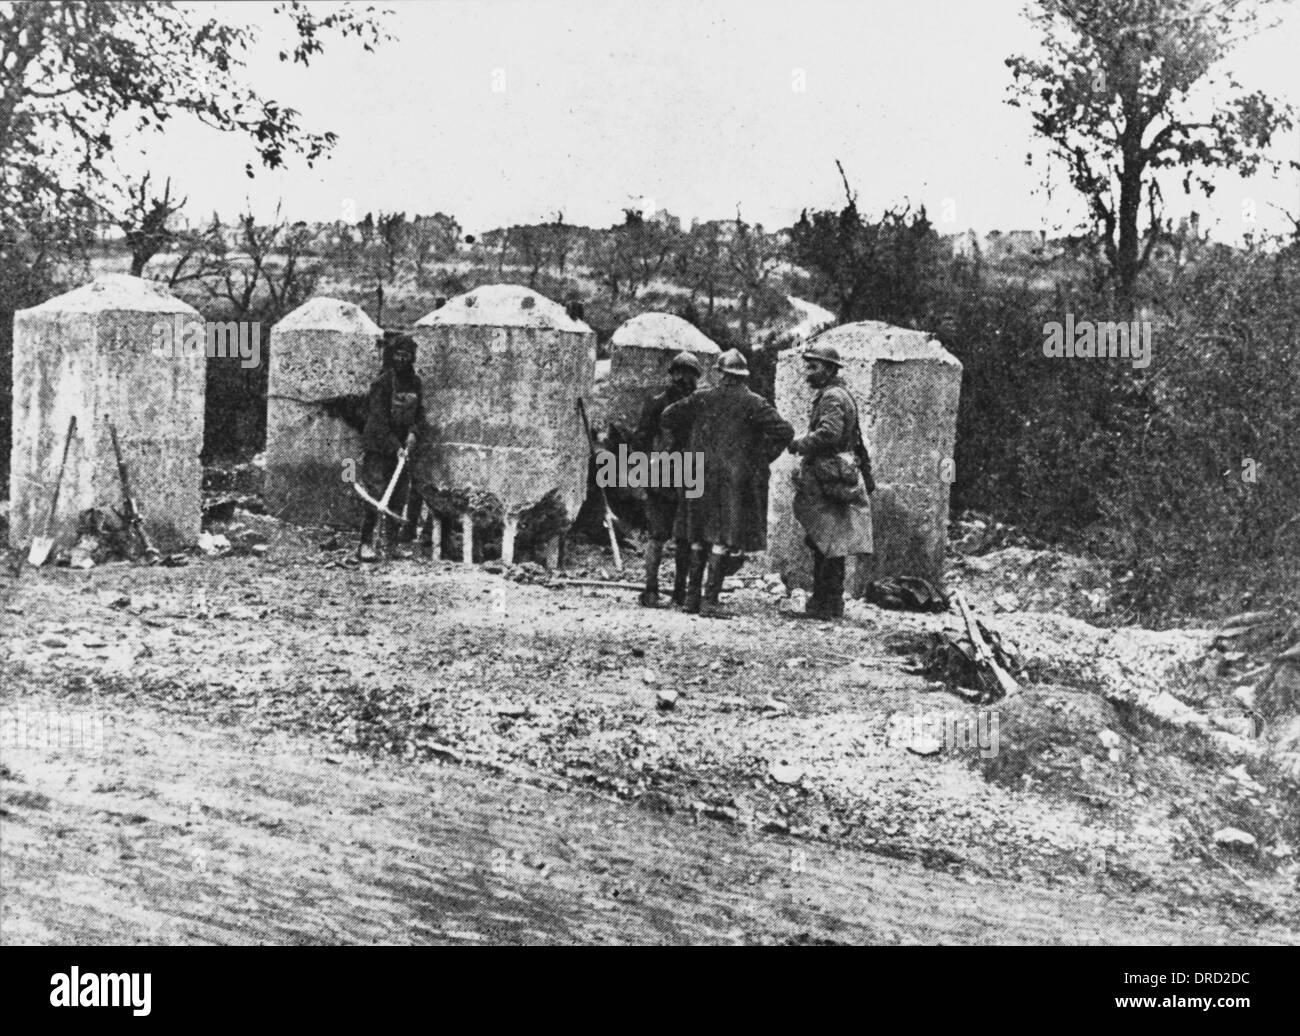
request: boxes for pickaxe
[352,431,416,524]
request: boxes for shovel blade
[26,536,54,567]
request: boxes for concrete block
[9,275,205,552]
[265,298,382,526]
[412,285,596,525]
[603,312,720,433]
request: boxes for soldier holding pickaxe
[356,332,424,561]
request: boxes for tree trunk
[1115,162,1142,312]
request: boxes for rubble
[1212,827,1257,850]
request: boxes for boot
[700,552,731,619]
[639,540,663,607]
[670,540,691,607]
[720,551,746,577]
[823,556,846,619]
[787,550,826,619]
[683,547,707,614]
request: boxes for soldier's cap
[802,342,843,368]
[669,351,703,376]
[383,330,418,353]
[718,349,750,377]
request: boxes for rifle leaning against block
[107,419,159,562]
[576,397,623,573]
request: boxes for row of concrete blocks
[9,276,963,591]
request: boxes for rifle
[107,419,159,562]
[576,397,623,573]
[954,591,1019,700]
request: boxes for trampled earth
[2,533,1297,944]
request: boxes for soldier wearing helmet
[631,350,704,607]
[660,348,794,617]
[787,340,873,619]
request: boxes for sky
[108,0,1300,242]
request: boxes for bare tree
[410,212,461,277]
[263,222,319,322]
[375,210,408,282]
[1007,0,1295,307]
[726,210,782,347]
[158,214,223,289]
[115,173,186,276]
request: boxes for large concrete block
[767,321,961,595]
[9,275,205,552]
[265,298,381,526]
[601,312,720,432]
[412,284,596,522]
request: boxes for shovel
[27,415,78,567]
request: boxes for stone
[765,321,961,597]
[906,734,944,756]
[69,534,98,569]
[265,298,382,526]
[1212,827,1257,849]
[1272,715,1300,755]
[9,275,205,552]
[768,762,804,784]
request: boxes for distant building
[979,229,1056,261]
[946,229,981,260]
[647,208,681,233]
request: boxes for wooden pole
[461,513,474,565]
[501,514,518,565]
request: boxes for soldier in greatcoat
[787,342,874,619]
[660,349,793,617]
[632,351,703,607]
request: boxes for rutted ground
[1,538,1297,944]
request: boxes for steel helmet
[802,342,843,368]
[718,349,750,377]
[669,351,703,376]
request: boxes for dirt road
[2,544,1297,944]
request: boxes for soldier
[660,349,793,617]
[633,351,703,607]
[787,342,874,619]
[357,331,425,562]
